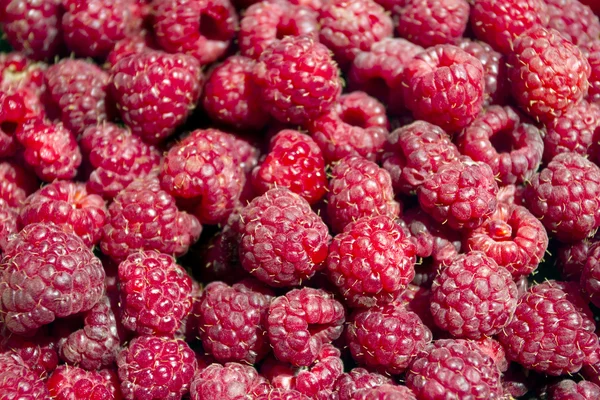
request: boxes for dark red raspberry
[473,337,508,373]
[152,0,238,65]
[318,0,393,68]
[327,156,400,233]
[545,0,600,49]
[196,280,273,364]
[0,223,105,335]
[418,158,499,231]
[557,239,591,281]
[470,0,547,55]
[381,120,460,195]
[0,199,17,252]
[190,362,268,400]
[581,242,600,308]
[251,129,327,204]
[0,327,58,379]
[508,26,591,123]
[394,0,469,48]
[0,87,45,158]
[498,281,600,376]
[47,366,121,400]
[401,44,485,133]
[587,41,600,103]
[19,181,107,247]
[0,352,50,399]
[239,0,319,60]
[308,91,388,164]
[268,287,344,366]
[406,339,503,399]
[334,368,394,400]
[80,122,161,199]
[0,160,37,208]
[101,175,202,262]
[111,50,203,144]
[548,379,600,400]
[347,303,432,375]
[523,152,600,242]
[253,35,342,126]
[465,202,548,279]
[456,105,544,186]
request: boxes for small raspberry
[0,352,49,399]
[0,87,45,158]
[47,366,121,400]
[473,337,508,373]
[105,33,155,69]
[581,242,600,308]
[548,379,600,400]
[0,327,58,379]
[0,199,17,252]
[255,389,310,400]
[587,41,600,103]
[267,287,345,367]
[557,239,591,281]
[333,368,394,400]
[545,0,600,49]
[0,52,47,94]
[190,362,268,400]
[0,160,37,208]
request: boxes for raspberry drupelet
[0,352,50,399]
[47,366,122,400]
[190,362,269,400]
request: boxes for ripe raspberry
[381,120,460,195]
[347,304,432,375]
[418,158,499,231]
[254,389,310,400]
[473,337,508,373]
[0,352,49,399]
[548,379,600,400]
[47,366,121,400]
[0,52,47,94]
[523,152,600,242]
[327,156,400,233]
[190,362,269,400]
[253,35,342,126]
[508,26,591,123]
[406,339,503,399]
[105,33,155,69]
[465,202,548,278]
[308,91,388,164]
[117,336,197,400]
[318,0,393,68]
[334,368,394,400]
[251,129,327,204]
[587,41,600,103]
[0,160,37,208]
[0,199,17,252]
[581,242,600,308]
[111,50,203,144]
[0,223,105,335]
[152,0,238,65]
[101,175,202,262]
[355,385,416,400]
[0,327,58,379]
[0,87,45,158]
[545,0,600,49]
[401,44,485,133]
[498,281,600,375]
[268,287,345,366]
[557,239,591,281]
[394,0,469,48]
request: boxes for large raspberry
[0,88,45,158]
[0,327,58,379]
[47,366,121,400]
[548,379,600,400]
[545,0,600,49]
[0,160,37,208]
[581,242,600,308]
[0,352,50,399]
[0,223,105,335]
[190,362,268,400]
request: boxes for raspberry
[401,44,485,133]
[354,385,416,400]
[557,239,591,281]
[0,327,58,379]
[19,181,107,247]
[152,0,238,65]
[470,0,547,54]
[0,199,17,252]
[502,364,536,398]
[0,160,37,208]
[318,0,393,68]
[267,287,345,366]
[430,251,518,339]
[465,202,548,279]
[581,242,600,308]
[105,33,155,69]
[473,337,508,373]
[254,389,310,400]
[393,0,469,48]
[548,379,600,400]
[308,91,388,164]
[101,175,202,262]
[406,339,503,399]
[110,50,203,144]
[498,281,600,375]
[327,156,400,233]
[196,280,273,364]
[251,129,327,204]
[238,187,331,287]
[117,336,197,400]
[0,223,105,335]
[190,362,268,400]
[0,352,50,399]
[508,26,591,123]
[239,0,319,60]
[47,366,121,400]
[334,368,394,400]
[587,41,600,103]
[202,56,269,131]
[417,158,499,231]
[523,152,600,242]
[545,0,600,49]
[0,88,45,158]
[252,35,342,126]
[381,120,460,195]
[347,304,432,375]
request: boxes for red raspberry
[548,379,600,400]
[0,88,45,158]
[498,281,600,376]
[105,33,155,69]
[502,364,537,399]
[117,335,197,400]
[523,152,600,242]
[355,385,416,400]
[252,35,342,126]
[334,368,394,400]
[0,199,17,252]
[110,50,203,144]
[152,0,238,65]
[417,158,499,231]
[308,91,388,164]
[267,287,345,366]
[0,223,105,335]
[508,26,591,123]
[545,0,600,49]
[318,0,393,68]
[557,239,591,281]
[587,41,600,103]
[0,160,37,208]
[254,389,310,400]
[347,304,432,375]
[401,44,485,133]
[251,129,327,204]
[473,337,508,373]
[394,0,469,48]
[327,156,400,233]
[406,339,504,399]
[101,175,202,262]
[190,362,268,400]
[581,242,600,308]
[0,52,47,94]
[0,352,50,399]
[465,202,549,279]
[0,327,58,379]
[381,120,460,195]
[47,366,121,400]
[470,0,547,55]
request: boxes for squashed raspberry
[47,366,121,400]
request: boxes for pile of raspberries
[4,0,600,399]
